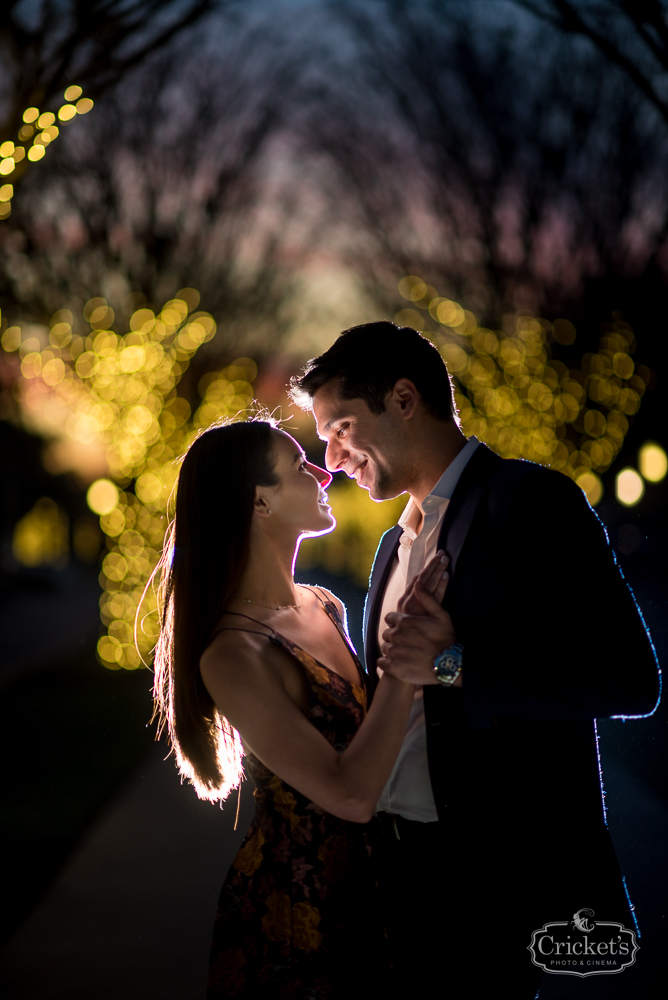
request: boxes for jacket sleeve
[461,466,661,729]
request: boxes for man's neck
[408,421,468,506]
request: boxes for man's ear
[390,378,420,420]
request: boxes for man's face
[312,380,409,501]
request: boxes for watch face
[434,645,463,685]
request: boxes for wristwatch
[433,643,464,686]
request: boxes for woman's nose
[308,463,332,489]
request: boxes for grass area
[0,650,155,945]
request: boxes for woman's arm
[200,555,448,823]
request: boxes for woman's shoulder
[200,614,276,678]
[299,583,348,629]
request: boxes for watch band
[433,642,464,686]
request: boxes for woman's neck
[234,528,302,610]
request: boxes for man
[291,322,659,998]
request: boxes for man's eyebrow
[321,414,348,433]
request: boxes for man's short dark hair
[290,322,455,421]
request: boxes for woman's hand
[378,551,457,685]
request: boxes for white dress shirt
[375,437,480,821]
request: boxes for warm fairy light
[1,87,93,219]
[616,468,645,506]
[3,286,256,670]
[306,284,652,586]
[576,471,603,506]
[13,498,68,568]
[393,277,651,506]
[638,442,667,483]
[87,479,120,515]
[1,324,21,351]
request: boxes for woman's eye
[299,460,308,470]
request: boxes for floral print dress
[206,592,391,999]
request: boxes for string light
[638,442,667,483]
[394,277,651,508]
[301,282,654,586]
[4,286,256,670]
[0,86,94,219]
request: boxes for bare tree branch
[0,0,225,147]
[0,15,311,368]
[301,0,668,325]
[512,0,668,127]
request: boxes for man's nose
[308,462,332,489]
[324,438,345,474]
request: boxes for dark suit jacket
[363,444,660,919]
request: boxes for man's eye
[337,425,348,438]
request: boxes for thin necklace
[241,588,303,611]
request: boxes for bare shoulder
[200,621,278,690]
[300,583,349,631]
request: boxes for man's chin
[365,479,404,503]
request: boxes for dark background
[1,2,667,997]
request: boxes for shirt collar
[427,436,480,501]
[398,437,480,535]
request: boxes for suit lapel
[362,525,402,690]
[362,444,503,695]
[437,443,503,579]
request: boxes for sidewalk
[1,738,665,999]
[0,742,254,1000]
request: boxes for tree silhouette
[512,1,668,129]
[305,0,668,328]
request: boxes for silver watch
[433,643,464,686]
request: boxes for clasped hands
[377,550,460,686]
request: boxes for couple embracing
[153,322,659,999]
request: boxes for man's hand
[378,582,459,686]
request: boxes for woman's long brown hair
[152,419,278,801]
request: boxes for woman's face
[263,430,335,537]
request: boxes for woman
[152,418,448,998]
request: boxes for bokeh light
[1,87,94,220]
[393,276,652,506]
[616,468,645,506]
[638,442,667,483]
[575,471,603,506]
[87,479,120,515]
[4,284,257,670]
[13,498,68,568]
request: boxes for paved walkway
[0,738,665,999]
[0,743,254,1000]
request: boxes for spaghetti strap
[213,627,273,638]
[308,586,329,608]
[210,611,275,643]
[209,591,365,688]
